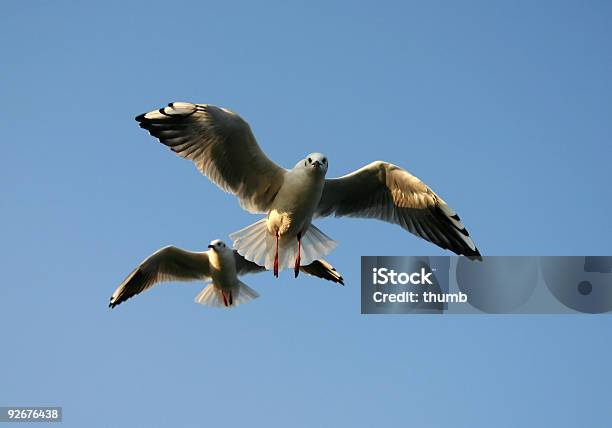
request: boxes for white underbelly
[211,269,236,290]
[209,255,238,290]
[267,172,323,237]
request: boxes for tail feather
[194,281,259,308]
[230,219,269,265]
[194,283,225,307]
[301,226,335,262]
[232,281,260,306]
[230,219,337,271]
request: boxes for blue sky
[1,1,611,426]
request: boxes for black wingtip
[109,296,120,309]
[466,248,483,261]
[135,113,146,122]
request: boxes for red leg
[273,231,279,278]
[221,291,228,307]
[294,232,302,278]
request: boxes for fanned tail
[229,218,272,267]
[230,220,337,272]
[232,281,260,306]
[194,281,259,308]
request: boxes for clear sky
[2,1,611,426]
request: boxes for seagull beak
[313,161,321,168]
[208,245,214,250]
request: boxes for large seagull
[136,102,481,277]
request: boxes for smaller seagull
[109,239,344,309]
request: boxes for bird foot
[294,233,301,278]
[274,231,279,278]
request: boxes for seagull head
[299,152,328,175]
[208,239,228,253]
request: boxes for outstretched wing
[316,161,480,258]
[233,251,267,276]
[110,246,211,308]
[233,251,344,284]
[136,102,286,213]
[299,259,344,285]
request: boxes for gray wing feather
[233,250,267,276]
[316,161,481,258]
[109,246,211,308]
[136,102,286,213]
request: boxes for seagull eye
[322,158,327,163]
[307,158,312,163]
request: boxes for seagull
[109,239,344,309]
[136,102,481,277]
